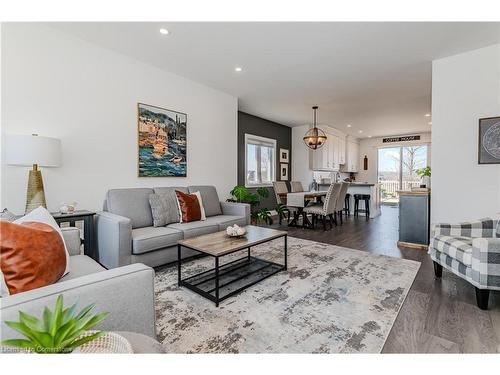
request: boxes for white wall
[432,44,500,223]
[1,24,238,214]
[357,133,432,184]
[291,125,313,189]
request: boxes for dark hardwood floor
[268,205,500,353]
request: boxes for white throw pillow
[193,191,207,221]
[14,206,71,277]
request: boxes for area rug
[154,237,420,353]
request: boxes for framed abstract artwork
[138,103,187,177]
[280,148,289,163]
[280,163,289,181]
[479,116,500,164]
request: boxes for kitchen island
[318,182,381,218]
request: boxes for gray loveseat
[1,227,156,341]
[95,185,250,269]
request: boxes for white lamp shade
[5,134,61,167]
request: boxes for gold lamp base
[25,164,47,213]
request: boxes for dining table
[277,191,328,228]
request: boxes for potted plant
[416,166,431,188]
[227,185,273,225]
[1,295,108,353]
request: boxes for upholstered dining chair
[290,181,305,193]
[303,183,342,231]
[334,182,350,225]
[272,181,292,225]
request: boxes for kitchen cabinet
[310,129,347,171]
[338,135,346,165]
[342,139,360,172]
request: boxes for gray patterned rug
[154,237,420,353]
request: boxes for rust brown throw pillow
[175,190,201,223]
[0,221,67,295]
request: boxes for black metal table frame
[178,234,287,307]
[288,195,326,229]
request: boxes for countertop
[397,189,430,196]
[318,182,376,187]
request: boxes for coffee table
[177,225,287,307]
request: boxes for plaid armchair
[428,218,500,310]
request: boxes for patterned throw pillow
[149,192,183,227]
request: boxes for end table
[52,210,96,259]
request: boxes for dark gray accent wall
[238,111,292,210]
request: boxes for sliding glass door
[378,145,428,204]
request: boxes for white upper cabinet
[341,137,360,173]
[309,127,347,171]
[338,134,346,165]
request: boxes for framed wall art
[479,116,500,164]
[138,103,187,177]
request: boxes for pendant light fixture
[303,106,327,150]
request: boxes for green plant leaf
[42,307,52,331]
[81,312,109,331]
[75,303,95,321]
[19,311,44,332]
[49,295,64,337]
[61,303,78,325]
[29,330,54,348]
[1,339,35,350]
[4,321,42,345]
[54,319,77,347]
[256,187,269,199]
[67,331,106,351]
[230,185,248,203]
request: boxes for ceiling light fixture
[303,106,327,150]
[425,113,431,117]
[347,124,352,128]
[358,130,363,134]
[235,67,243,72]
[159,28,169,35]
[368,135,372,138]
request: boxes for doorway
[377,145,428,204]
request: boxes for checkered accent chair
[428,218,500,310]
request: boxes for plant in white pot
[416,167,431,188]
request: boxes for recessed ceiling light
[368,135,372,138]
[235,67,243,72]
[159,28,169,35]
[428,122,432,125]
[347,124,352,128]
[424,113,431,117]
[358,130,363,133]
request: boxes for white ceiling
[51,22,500,138]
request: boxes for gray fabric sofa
[95,185,250,269]
[1,227,156,341]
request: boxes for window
[245,134,276,187]
[377,144,429,204]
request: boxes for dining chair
[303,183,342,230]
[290,181,305,193]
[334,182,350,225]
[272,181,292,225]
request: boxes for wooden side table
[52,210,96,259]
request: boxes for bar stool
[344,193,351,216]
[354,194,370,220]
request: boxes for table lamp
[5,134,61,213]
